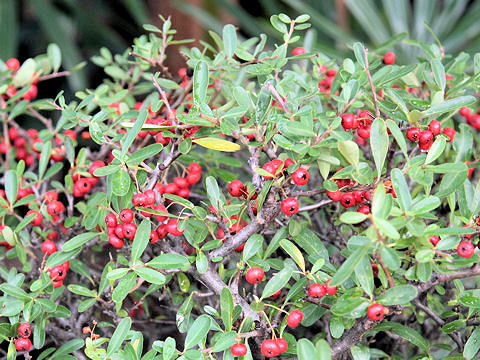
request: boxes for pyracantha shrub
[1,11,480,360]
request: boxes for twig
[363,46,380,118]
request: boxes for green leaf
[354,255,374,296]
[353,42,366,68]
[131,219,151,262]
[370,322,429,352]
[184,315,211,350]
[111,169,131,196]
[425,136,446,165]
[126,143,163,166]
[377,285,418,305]
[134,267,166,285]
[106,317,132,357]
[297,338,319,360]
[410,196,441,215]
[5,170,17,205]
[222,24,237,58]
[51,339,84,359]
[370,118,389,180]
[437,169,468,198]
[374,217,400,240]
[121,107,148,158]
[205,176,225,211]
[338,140,359,170]
[212,331,237,352]
[316,339,331,359]
[106,268,130,281]
[67,284,97,298]
[423,95,476,117]
[0,283,31,301]
[242,234,263,262]
[280,239,305,272]
[193,61,209,105]
[47,43,62,72]
[391,168,412,211]
[147,254,190,270]
[329,243,371,287]
[196,251,208,274]
[340,212,368,224]
[261,266,293,299]
[431,59,446,91]
[62,232,98,252]
[39,140,52,180]
[220,288,234,332]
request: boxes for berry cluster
[406,120,455,151]
[72,160,105,197]
[308,279,337,297]
[341,110,375,145]
[14,322,33,352]
[259,338,289,358]
[105,163,202,248]
[2,58,39,102]
[317,65,337,96]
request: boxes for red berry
[186,172,201,185]
[52,279,63,288]
[88,160,105,177]
[230,343,248,356]
[308,283,326,298]
[26,210,42,226]
[406,127,421,142]
[48,264,67,281]
[459,107,471,117]
[23,85,38,101]
[281,197,299,216]
[153,204,168,222]
[326,190,342,202]
[419,130,434,145]
[357,205,370,214]
[292,47,306,56]
[164,183,178,195]
[18,323,32,338]
[429,236,440,247]
[276,338,288,353]
[357,124,371,139]
[114,224,125,238]
[47,230,59,241]
[6,58,20,71]
[262,162,276,179]
[14,337,32,352]
[143,189,156,206]
[383,52,395,65]
[108,235,124,248]
[429,120,441,135]
[46,201,65,216]
[174,177,189,189]
[123,223,137,241]
[457,241,475,258]
[270,289,281,299]
[367,303,385,321]
[188,162,202,174]
[270,159,284,174]
[245,267,264,284]
[156,224,168,239]
[228,180,245,197]
[353,190,366,204]
[105,214,117,228]
[41,240,57,255]
[166,218,184,236]
[342,114,358,130]
[340,193,356,208]
[292,168,309,185]
[44,191,58,203]
[284,158,295,169]
[132,193,147,207]
[177,187,190,198]
[119,209,134,224]
[150,230,159,244]
[325,279,338,295]
[286,309,303,328]
[261,339,280,358]
[442,127,456,142]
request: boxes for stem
[363,46,380,118]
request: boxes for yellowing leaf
[120,122,175,130]
[193,137,241,152]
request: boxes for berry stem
[362,46,380,118]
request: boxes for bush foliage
[1,12,480,360]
